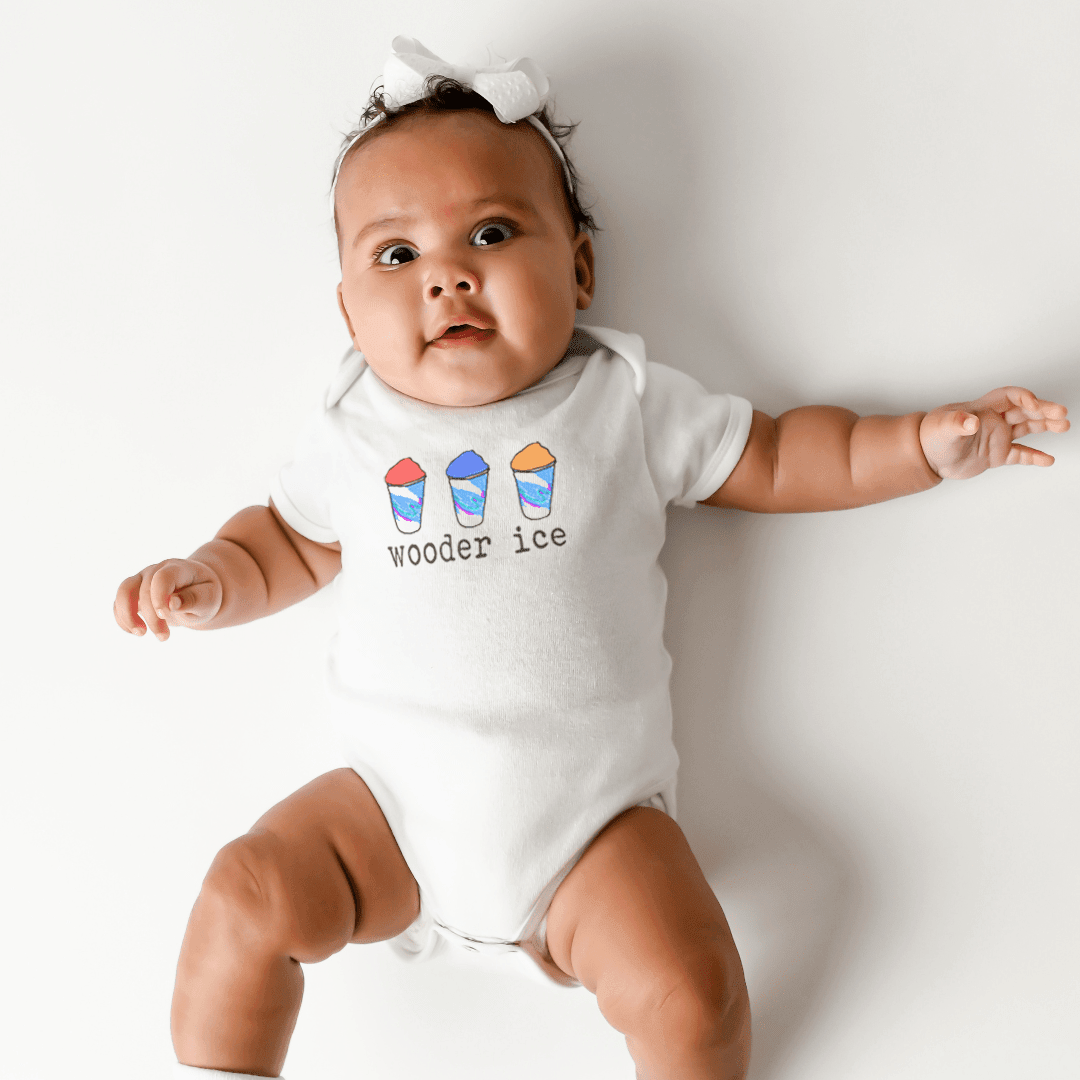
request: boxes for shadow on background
[554,31,865,1079]
[662,507,862,1080]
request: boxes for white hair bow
[333,36,573,195]
[383,36,550,123]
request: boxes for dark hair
[332,76,597,236]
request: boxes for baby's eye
[471,223,513,247]
[377,243,420,266]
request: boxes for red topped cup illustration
[385,458,426,533]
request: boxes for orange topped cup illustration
[511,442,556,519]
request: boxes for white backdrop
[2,2,1078,1078]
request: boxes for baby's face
[335,110,594,407]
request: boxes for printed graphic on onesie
[383,443,558,533]
[445,450,490,527]
[385,458,426,534]
[511,442,556,519]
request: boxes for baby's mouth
[431,323,496,346]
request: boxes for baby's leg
[542,808,750,1080]
[171,768,418,1077]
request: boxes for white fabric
[393,791,672,967]
[173,1065,280,1079]
[272,327,752,945]
[383,36,550,122]
[332,37,574,196]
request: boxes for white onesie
[271,326,752,952]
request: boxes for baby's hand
[920,387,1069,480]
[114,559,223,641]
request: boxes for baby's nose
[428,278,474,298]
[426,263,479,299]
[428,280,472,298]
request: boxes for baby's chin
[368,364,515,408]
[368,346,556,408]
[421,373,529,408]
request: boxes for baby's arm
[113,501,341,641]
[704,386,1069,512]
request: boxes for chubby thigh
[241,767,421,947]
[542,808,752,1079]
[172,769,420,1075]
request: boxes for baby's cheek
[364,295,418,353]
[514,264,574,331]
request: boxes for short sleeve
[639,362,753,508]
[270,404,339,544]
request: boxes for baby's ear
[574,233,596,310]
[337,283,362,346]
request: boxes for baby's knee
[196,833,355,963]
[654,975,750,1064]
[604,960,751,1076]
[196,835,291,953]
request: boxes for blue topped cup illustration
[445,450,490,527]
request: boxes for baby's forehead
[334,110,569,231]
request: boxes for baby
[114,38,1068,1080]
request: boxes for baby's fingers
[1006,443,1055,467]
[1008,414,1071,438]
[166,580,220,621]
[139,569,172,640]
[999,394,1068,425]
[972,386,1042,417]
[114,573,148,635]
[149,560,222,630]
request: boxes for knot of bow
[382,36,551,123]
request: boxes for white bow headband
[332,36,574,196]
